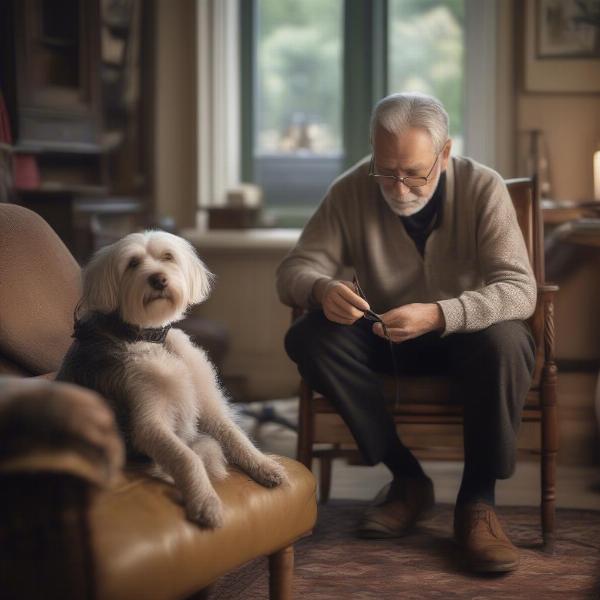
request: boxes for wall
[508,0,600,363]
[183,230,301,402]
[153,0,198,229]
[513,2,600,200]
[489,1,600,200]
[517,96,600,201]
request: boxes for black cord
[380,322,400,409]
[354,273,400,408]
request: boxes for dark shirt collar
[400,171,446,234]
[73,311,172,344]
[398,172,446,257]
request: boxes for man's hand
[372,303,445,343]
[313,279,370,325]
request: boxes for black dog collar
[74,312,172,344]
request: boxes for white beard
[380,187,434,217]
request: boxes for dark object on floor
[210,501,600,600]
[241,404,298,432]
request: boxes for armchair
[0,202,317,599]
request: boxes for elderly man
[276,92,536,573]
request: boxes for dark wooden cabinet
[0,0,154,263]
[14,0,102,152]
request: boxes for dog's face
[81,231,213,328]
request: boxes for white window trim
[196,0,240,218]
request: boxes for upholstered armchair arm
[0,378,124,487]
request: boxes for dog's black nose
[148,273,168,291]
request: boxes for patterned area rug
[209,501,600,599]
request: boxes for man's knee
[469,321,535,373]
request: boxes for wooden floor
[240,387,600,511]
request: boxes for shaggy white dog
[57,230,287,528]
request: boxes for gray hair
[370,92,449,152]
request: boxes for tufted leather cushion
[0,204,81,375]
[92,457,317,600]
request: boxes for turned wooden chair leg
[541,295,558,553]
[268,545,294,600]
[319,456,332,504]
[541,386,558,553]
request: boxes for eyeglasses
[368,148,443,188]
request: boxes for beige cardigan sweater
[276,155,537,336]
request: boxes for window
[388,0,465,154]
[255,1,343,157]
[249,0,344,225]
[241,0,482,227]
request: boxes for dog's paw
[185,493,224,529]
[249,457,289,488]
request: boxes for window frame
[239,0,499,224]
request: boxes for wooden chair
[293,177,559,551]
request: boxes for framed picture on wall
[524,0,600,92]
[537,0,600,58]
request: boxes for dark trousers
[285,311,536,480]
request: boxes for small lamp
[594,143,600,201]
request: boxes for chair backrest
[505,177,544,286]
[505,177,545,387]
[0,204,81,375]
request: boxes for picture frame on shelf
[524,0,600,92]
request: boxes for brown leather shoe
[358,476,435,538]
[454,502,519,573]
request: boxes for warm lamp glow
[595,150,600,201]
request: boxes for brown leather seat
[0,203,317,598]
[92,458,315,600]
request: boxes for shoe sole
[466,558,520,574]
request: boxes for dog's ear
[183,242,214,305]
[80,244,120,313]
